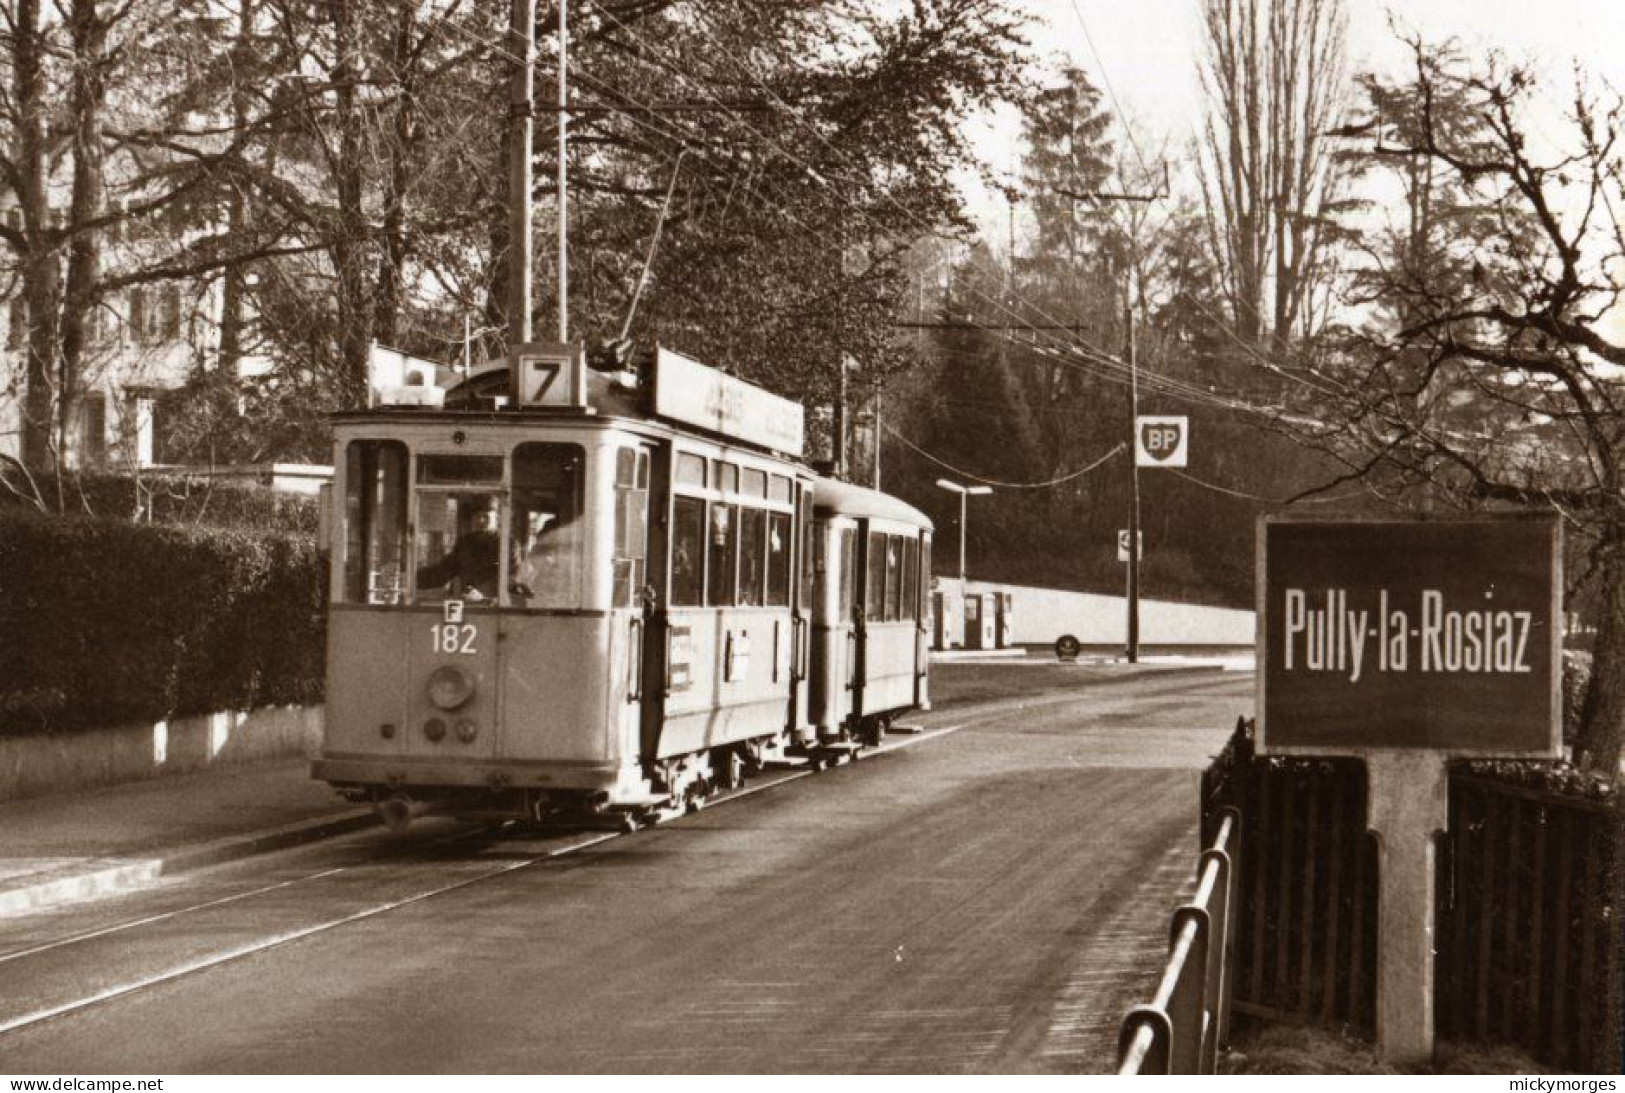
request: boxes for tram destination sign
[1257,514,1561,757]
[653,347,805,457]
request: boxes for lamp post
[935,478,993,589]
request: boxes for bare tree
[1197,0,1350,346]
[1317,41,1624,771]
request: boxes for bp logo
[1135,415,1189,467]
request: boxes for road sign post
[1257,514,1562,1065]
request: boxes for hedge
[0,509,326,735]
[0,470,319,534]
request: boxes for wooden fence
[1203,719,1621,1073]
[1438,770,1621,1072]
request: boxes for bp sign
[1257,514,1562,757]
[1135,415,1188,467]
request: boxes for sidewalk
[0,758,374,916]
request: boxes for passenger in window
[513,506,579,607]
[672,537,697,600]
[416,495,501,600]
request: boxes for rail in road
[0,725,967,1040]
[0,670,1249,1073]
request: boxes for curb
[0,807,379,918]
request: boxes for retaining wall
[0,705,322,800]
[962,579,1255,646]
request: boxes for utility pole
[1056,171,1166,664]
[508,0,534,347]
[1126,303,1141,663]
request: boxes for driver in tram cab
[416,495,502,601]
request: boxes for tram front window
[510,442,586,610]
[415,491,504,603]
[344,440,409,604]
[413,452,504,603]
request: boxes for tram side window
[799,492,815,608]
[903,538,918,621]
[343,440,408,604]
[675,452,706,488]
[509,442,586,610]
[866,530,886,621]
[671,496,706,607]
[611,447,651,608]
[766,511,791,607]
[838,528,856,619]
[884,535,902,622]
[738,507,766,606]
[706,502,738,607]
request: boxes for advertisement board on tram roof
[652,347,805,458]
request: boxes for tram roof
[811,475,933,530]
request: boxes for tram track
[0,720,968,1041]
[0,673,1239,1046]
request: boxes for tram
[312,344,932,828]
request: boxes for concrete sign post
[1257,514,1562,1065]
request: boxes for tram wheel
[715,748,745,792]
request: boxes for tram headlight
[455,719,478,743]
[423,717,448,743]
[427,665,475,710]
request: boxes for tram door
[787,486,814,743]
[914,533,932,709]
[608,442,657,762]
[843,523,864,730]
[636,442,673,760]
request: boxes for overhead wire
[1063,0,1355,405]
[1166,467,1375,506]
[449,3,1301,470]
[434,13,833,244]
[603,2,1291,422]
[883,425,1125,490]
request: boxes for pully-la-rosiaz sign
[1135,415,1188,467]
[1257,514,1562,757]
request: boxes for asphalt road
[0,665,1251,1074]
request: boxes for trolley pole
[1126,303,1141,664]
[508,0,534,347]
[555,0,569,342]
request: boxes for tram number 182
[432,623,479,655]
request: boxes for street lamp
[935,478,993,588]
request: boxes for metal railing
[1117,807,1241,1074]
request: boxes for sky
[962,0,1625,334]
[967,0,1625,205]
